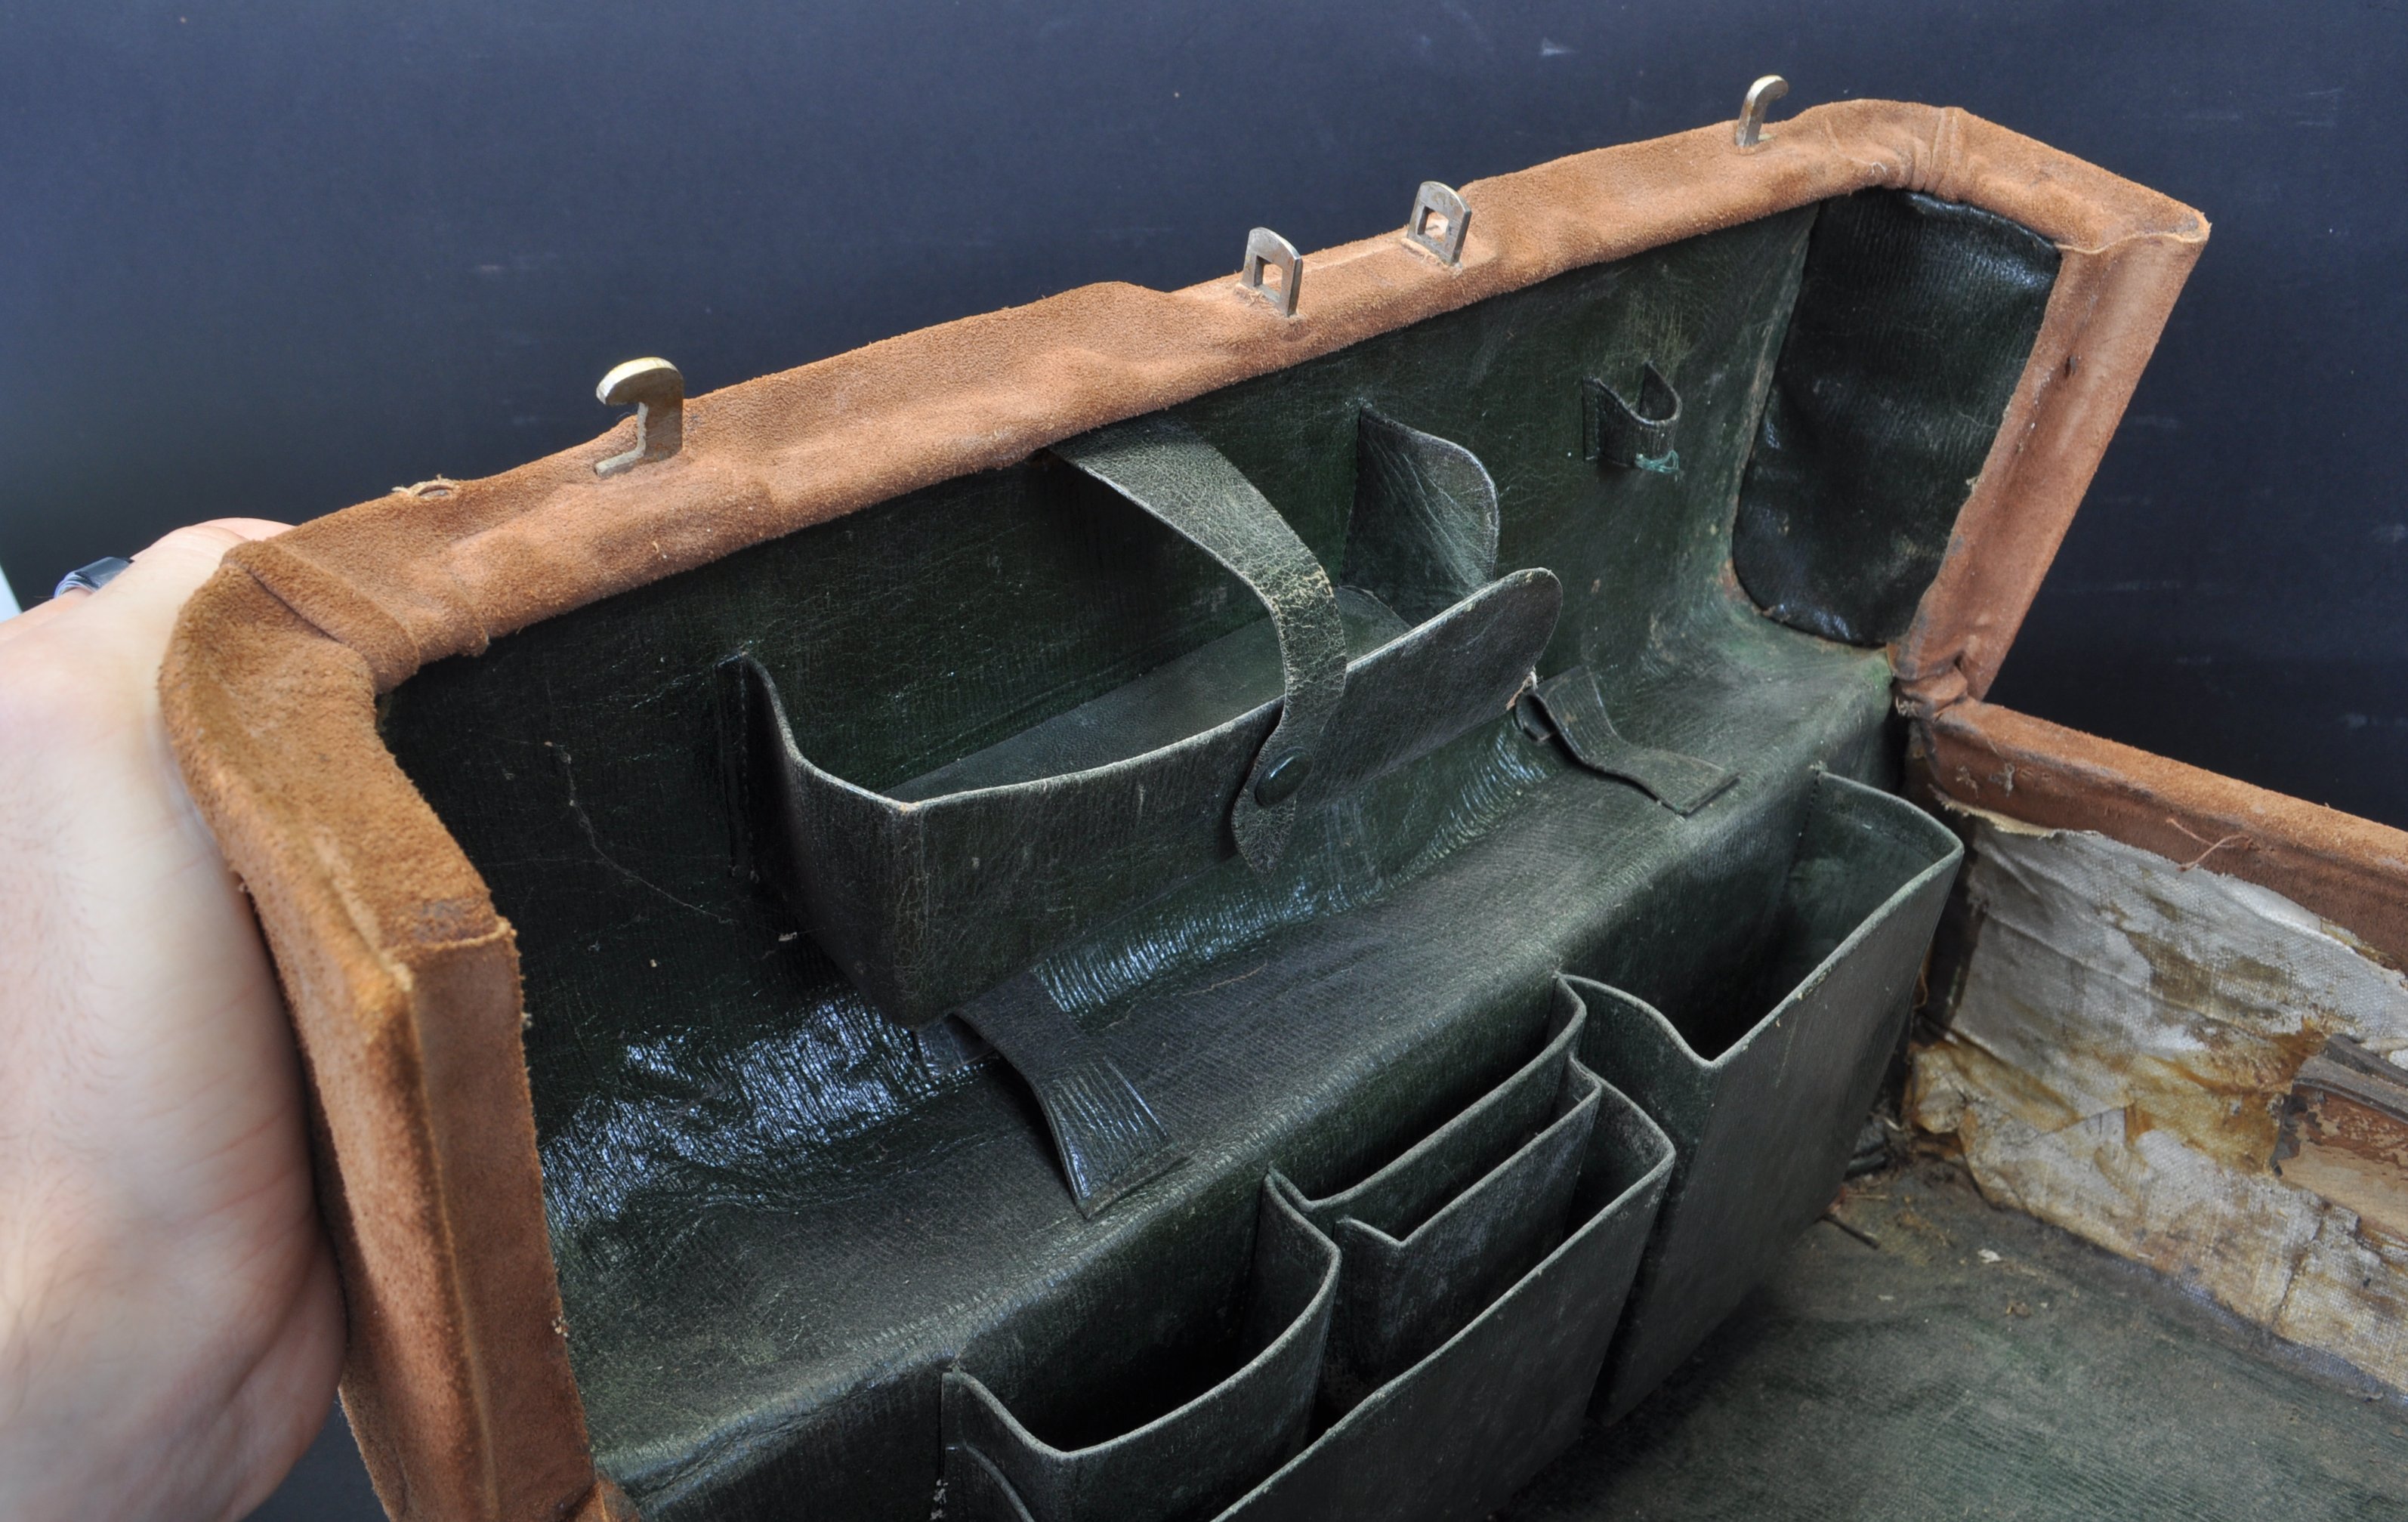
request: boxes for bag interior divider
[1218,1042,1674,1522]
[946,983,1679,1522]
[943,1181,1341,1522]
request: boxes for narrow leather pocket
[1577,770,1962,1422]
[1218,1015,1675,1521]
[1277,980,1595,1415]
[943,1180,1339,1522]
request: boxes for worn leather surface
[1579,773,1963,1422]
[381,205,1899,1518]
[942,981,1678,1522]
[1737,191,2061,647]
[1277,985,1598,1418]
[1524,665,1736,816]
[943,983,1678,1522]
[363,196,2011,1517]
[725,575,1557,1028]
[1217,1033,1674,1522]
[155,107,2210,1522]
[1053,418,1349,872]
[1344,410,1500,625]
[952,971,1183,1219]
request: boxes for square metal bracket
[1240,226,1303,317]
[1403,181,1470,266]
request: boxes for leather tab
[955,972,1184,1218]
[1582,363,1682,474]
[1054,417,1348,872]
[1524,665,1734,815]
[1347,408,1502,624]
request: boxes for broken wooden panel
[2276,1036,2408,1243]
[1909,817,2408,1391]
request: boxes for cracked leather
[1733,190,2061,646]
[1344,409,1500,625]
[1053,417,1349,872]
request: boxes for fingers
[124,518,291,586]
[0,516,294,882]
[0,520,289,653]
[0,508,340,1518]
[100,519,293,654]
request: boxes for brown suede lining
[160,101,2213,1520]
[1919,700,2408,971]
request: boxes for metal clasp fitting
[1240,227,1304,317]
[1403,181,1470,266]
[594,357,684,477]
[1735,75,1789,150]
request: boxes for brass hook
[1735,76,1790,150]
[594,357,684,477]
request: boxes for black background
[2,5,2399,1516]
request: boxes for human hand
[0,521,338,1522]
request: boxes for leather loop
[953,971,1185,1218]
[1347,409,1502,625]
[1582,363,1682,474]
[1053,417,1348,872]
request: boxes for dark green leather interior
[378,189,2052,1520]
[1733,190,2061,646]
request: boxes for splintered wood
[1911,818,2408,1391]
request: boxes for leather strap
[1053,417,1348,872]
[1524,665,1734,815]
[954,971,1184,1218]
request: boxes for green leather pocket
[943,1180,1340,1522]
[949,1014,1677,1522]
[1277,979,1597,1416]
[1218,1022,1675,1521]
[1576,771,1963,1422]
[721,414,1560,1029]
